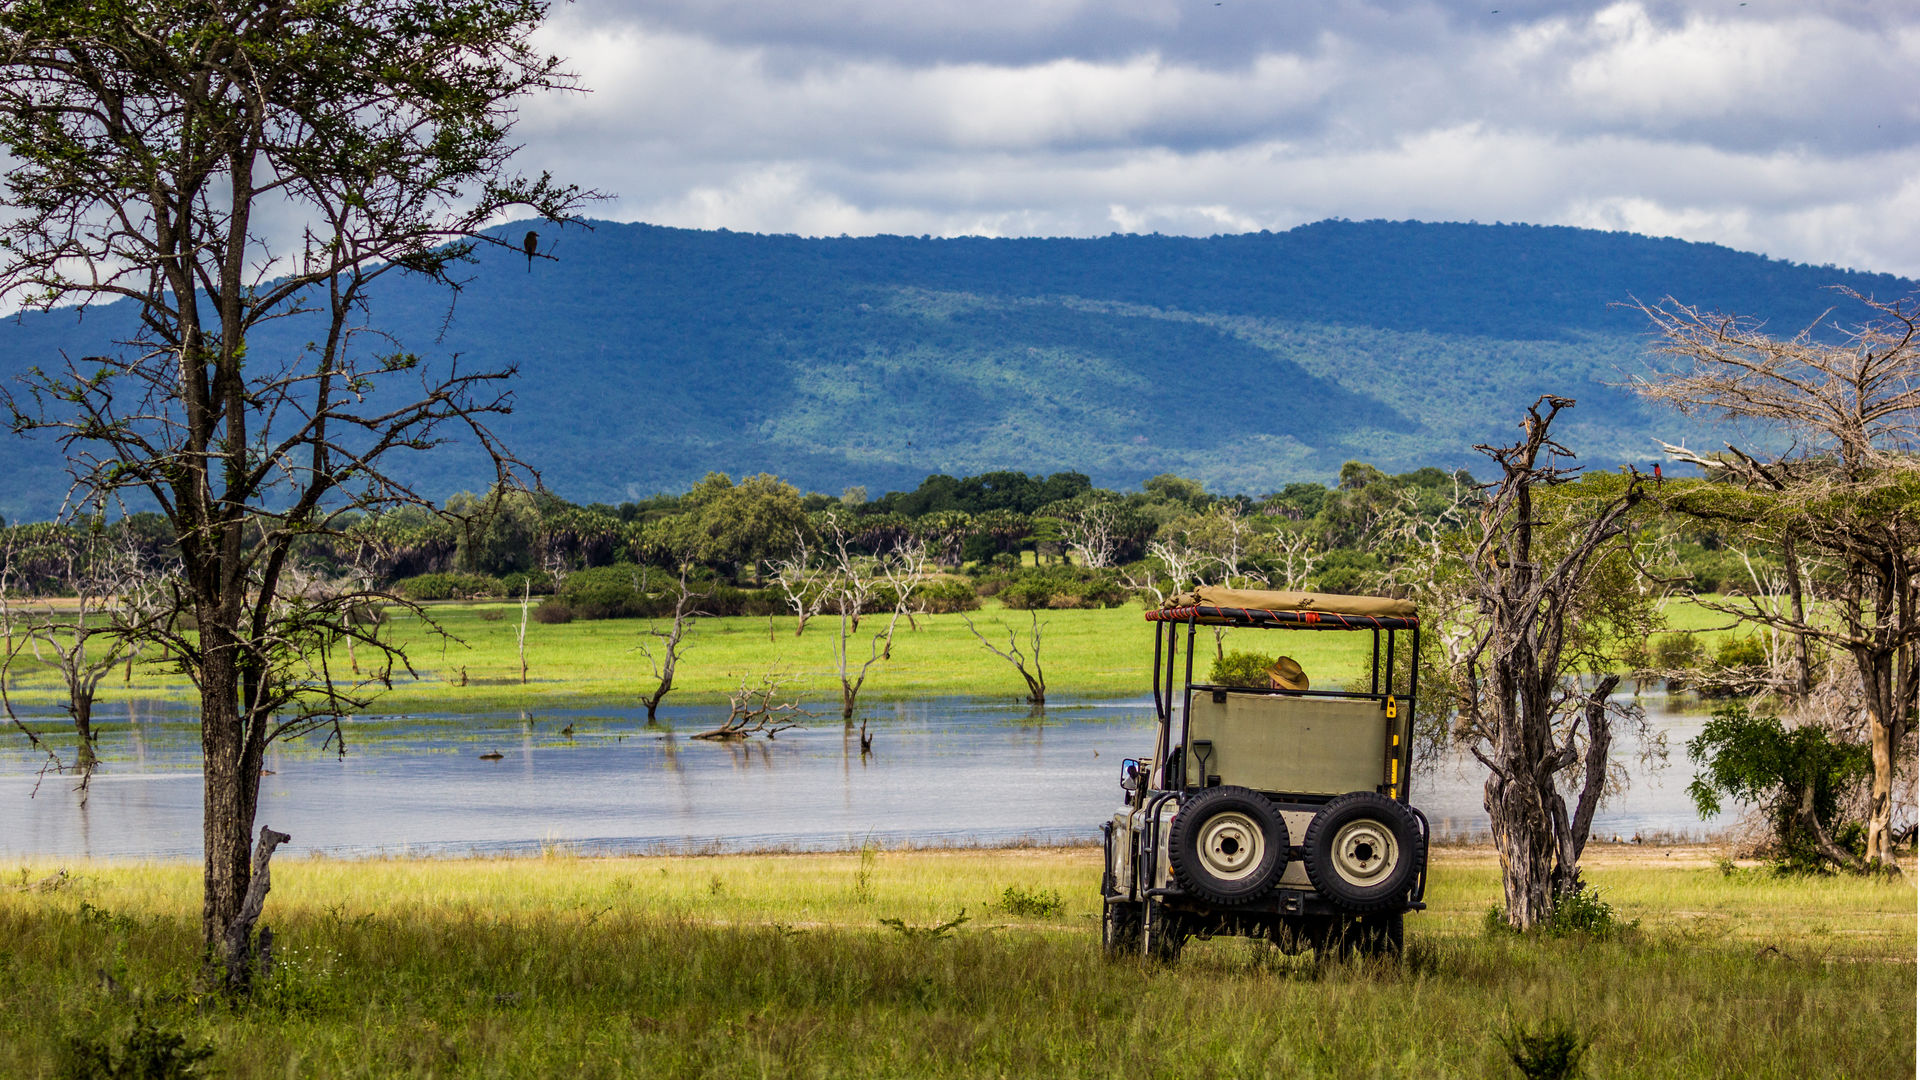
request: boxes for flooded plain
[1,687,1721,858]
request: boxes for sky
[516,0,1920,278]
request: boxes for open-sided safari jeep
[1102,586,1429,960]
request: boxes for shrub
[994,885,1064,918]
[558,563,660,619]
[497,569,556,597]
[1546,885,1631,939]
[1687,702,1871,872]
[531,599,575,624]
[918,579,981,614]
[999,578,1054,610]
[995,567,1127,610]
[1714,635,1766,668]
[699,585,784,618]
[395,571,503,601]
[1209,650,1273,688]
[59,1009,215,1080]
[1496,1016,1588,1080]
[1651,633,1704,670]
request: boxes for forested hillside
[1,219,1910,521]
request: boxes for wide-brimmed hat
[1267,656,1309,692]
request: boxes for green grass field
[1,597,1756,716]
[0,847,1910,1078]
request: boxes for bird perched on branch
[523,230,538,272]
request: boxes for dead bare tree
[825,524,925,720]
[961,610,1047,705]
[1267,529,1323,592]
[1454,396,1649,929]
[881,536,930,635]
[636,568,706,722]
[1058,500,1126,569]
[515,578,533,686]
[0,522,171,802]
[693,668,814,740]
[770,530,830,637]
[1634,290,1920,868]
[0,530,67,788]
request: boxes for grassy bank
[1,596,1749,716]
[0,847,1911,1078]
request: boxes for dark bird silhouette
[560,723,575,737]
[523,230,538,272]
[479,751,503,761]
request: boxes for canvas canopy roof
[1148,585,1417,628]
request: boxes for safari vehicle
[1102,586,1429,960]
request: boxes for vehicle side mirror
[1121,758,1141,791]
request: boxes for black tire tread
[1301,791,1424,913]
[1166,785,1290,905]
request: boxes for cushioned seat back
[1183,692,1392,796]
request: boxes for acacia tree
[1453,397,1650,929]
[0,0,586,987]
[1635,290,1920,867]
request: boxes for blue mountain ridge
[0,218,1910,521]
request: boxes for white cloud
[514,1,1920,277]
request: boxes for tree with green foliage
[447,488,543,576]
[1637,290,1919,868]
[1688,703,1873,872]
[664,474,810,581]
[0,0,587,988]
[1141,473,1209,511]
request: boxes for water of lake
[1,686,1723,858]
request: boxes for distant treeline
[0,464,1758,615]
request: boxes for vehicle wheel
[1102,899,1142,959]
[1141,899,1187,962]
[1166,786,1289,904]
[1315,912,1404,960]
[1301,791,1422,913]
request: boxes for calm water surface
[1,687,1719,858]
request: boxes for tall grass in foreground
[0,850,1911,1079]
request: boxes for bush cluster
[496,569,556,597]
[1208,651,1274,688]
[983,567,1129,610]
[917,579,981,614]
[394,572,504,601]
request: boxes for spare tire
[1167,786,1289,904]
[1302,792,1423,913]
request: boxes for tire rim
[1329,818,1398,888]
[1195,810,1265,882]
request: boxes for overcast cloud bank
[517,0,1920,278]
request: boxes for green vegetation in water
[0,849,1910,1078]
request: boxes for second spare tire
[1301,791,1423,913]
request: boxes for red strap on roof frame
[1145,605,1419,630]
